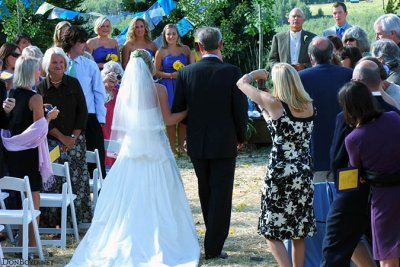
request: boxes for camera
[45,105,54,113]
[106,72,122,82]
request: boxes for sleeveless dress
[92,46,119,66]
[258,102,316,240]
[4,88,42,191]
[67,107,200,266]
[159,53,188,109]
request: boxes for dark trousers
[85,114,106,177]
[191,157,236,257]
[321,183,371,267]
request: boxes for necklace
[51,78,62,85]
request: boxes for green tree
[0,0,86,50]
[384,0,400,13]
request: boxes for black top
[9,88,35,135]
[0,81,8,128]
[36,75,88,136]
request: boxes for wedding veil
[108,49,169,160]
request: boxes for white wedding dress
[67,54,200,267]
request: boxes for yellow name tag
[337,168,359,191]
[49,145,61,163]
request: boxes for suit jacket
[268,30,316,68]
[299,64,353,171]
[330,95,399,176]
[322,23,352,37]
[172,57,248,159]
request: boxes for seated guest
[14,33,32,53]
[101,61,123,168]
[371,38,400,86]
[339,81,400,267]
[338,46,362,68]
[36,47,91,227]
[342,26,370,56]
[86,16,120,70]
[2,55,58,246]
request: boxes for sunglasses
[11,52,21,58]
[345,38,356,43]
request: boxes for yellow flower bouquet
[172,60,185,71]
[106,53,119,62]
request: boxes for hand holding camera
[2,97,15,114]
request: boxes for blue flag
[157,0,176,16]
[176,17,193,37]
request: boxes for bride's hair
[131,49,155,75]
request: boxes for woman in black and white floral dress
[237,63,316,267]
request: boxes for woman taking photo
[121,17,157,69]
[340,81,400,267]
[2,55,58,247]
[155,24,190,156]
[37,47,92,227]
[86,16,120,70]
[237,63,316,267]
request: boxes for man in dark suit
[172,27,248,260]
[299,36,353,181]
[269,7,316,71]
[322,60,399,267]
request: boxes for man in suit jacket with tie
[269,7,316,71]
[172,27,248,260]
[323,2,352,39]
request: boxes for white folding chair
[86,149,103,212]
[0,224,4,264]
[39,162,79,248]
[0,176,44,265]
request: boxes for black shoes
[205,251,228,260]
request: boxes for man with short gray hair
[374,14,400,46]
[371,38,400,85]
[172,27,248,260]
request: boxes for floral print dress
[258,102,316,240]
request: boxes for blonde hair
[271,63,312,111]
[53,21,71,47]
[13,56,40,89]
[94,16,111,35]
[126,17,152,43]
[162,24,182,49]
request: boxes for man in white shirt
[62,26,107,176]
[269,8,316,71]
[323,2,352,39]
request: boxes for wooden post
[258,3,263,69]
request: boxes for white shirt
[67,56,106,124]
[290,30,302,64]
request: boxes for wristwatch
[71,134,76,139]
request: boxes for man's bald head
[308,36,333,64]
[353,60,381,91]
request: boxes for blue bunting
[176,17,193,37]
[157,0,176,16]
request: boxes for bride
[67,49,200,266]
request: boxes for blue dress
[92,46,119,65]
[159,53,188,109]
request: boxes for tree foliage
[384,0,400,13]
[0,0,86,50]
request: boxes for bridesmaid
[155,24,190,155]
[121,17,158,69]
[86,16,120,70]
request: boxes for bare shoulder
[181,45,191,55]
[150,41,158,52]
[122,41,133,51]
[156,83,167,92]
[155,48,166,58]
[29,93,43,108]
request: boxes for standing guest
[374,14,400,47]
[62,26,107,184]
[299,36,352,181]
[323,1,352,38]
[172,27,248,259]
[269,8,316,71]
[339,81,400,267]
[371,38,400,86]
[101,61,123,168]
[121,17,157,69]
[37,47,91,227]
[342,26,370,56]
[2,55,58,247]
[324,60,399,267]
[327,35,343,65]
[53,21,71,48]
[155,24,191,156]
[237,64,316,267]
[338,46,362,68]
[14,33,32,53]
[0,43,21,91]
[21,45,44,89]
[86,16,120,70]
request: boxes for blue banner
[176,17,193,37]
[157,0,176,16]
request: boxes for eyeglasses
[10,53,21,58]
[345,38,356,43]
